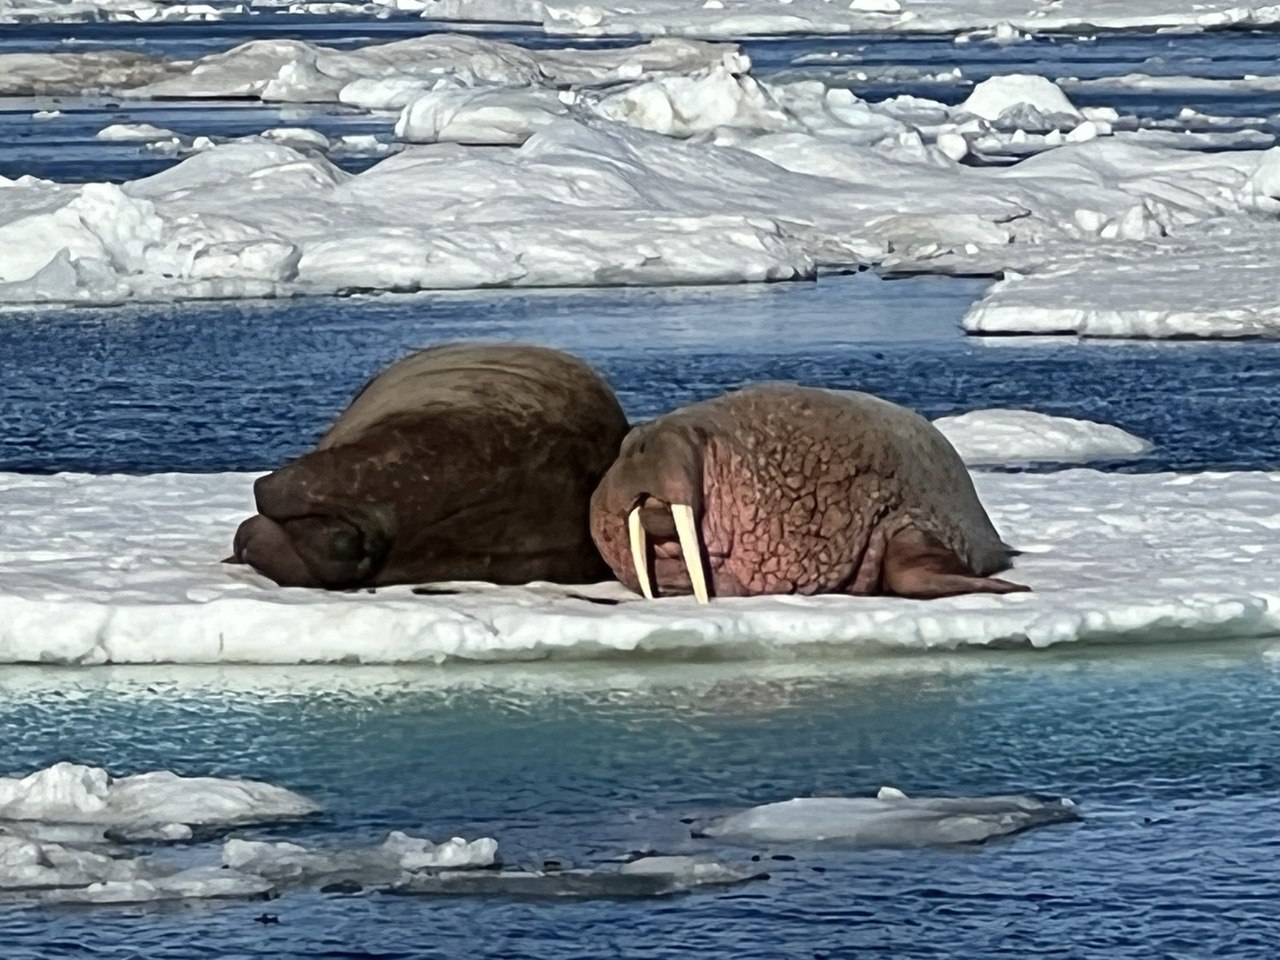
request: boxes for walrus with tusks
[229,343,629,589]
[590,384,1028,602]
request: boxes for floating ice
[391,856,762,898]
[956,74,1082,129]
[964,217,1280,338]
[933,410,1153,464]
[0,35,742,101]
[0,762,318,827]
[2,467,1279,664]
[697,787,1079,846]
[412,0,1280,38]
[222,831,499,883]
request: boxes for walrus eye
[328,527,364,562]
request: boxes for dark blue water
[2,273,1279,474]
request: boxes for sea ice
[963,217,1280,337]
[933,410,1153,464]
[1,466,1278,664]
[222,831,499,883]
[696,787,1079,846]
[412,0,1280,37]
[0,761,318,826]
[391,856,763,897]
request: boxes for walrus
[589,385,1027,601]
[229,343,628,588]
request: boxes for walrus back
[819,387,1011,574]
[319,342,624,450]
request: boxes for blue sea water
[2,19,1280,960]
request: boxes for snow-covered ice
[933,410,1152,464]
[697,787,1079,846]
[964,217,1280,337]
[3,33,1279,315]
[410,0,1280,38]
[2,466,1279,664]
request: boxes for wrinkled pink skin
[590,385,1029,600]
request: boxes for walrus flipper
[881,527,1029,600]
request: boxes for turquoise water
[3,643,1280,958]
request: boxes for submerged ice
[698,787,1079,846]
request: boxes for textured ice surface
[933,410,1153,464]
[391,856,763,898]
[0,761,318,826]
[2,468,1278,664]
[964,218,1280,338]
[2,115,1276,306]
[698,787,1079,846]
[3,33,1278,314]
[413,0,1280,37]
[222,832,499,881]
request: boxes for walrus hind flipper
[882,527,1030,600]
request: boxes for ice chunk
[697,790,1079,846]
[0,762,318,826]
[933,410,1153,465]
[221,831,498,884]
[391,857,762,897]
[957,74,1082,129]
[96,122,184,143]
[963,216,1280,338]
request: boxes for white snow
[0,761,318,826]
[698,787,1078,846]
[964,217,1280,337]
[222,831,499,880]
[957,74,1083,127]
[2,467,1279,664]
[933,410,1153,464]
[96,122,185,143]
[3,99,1278,307]
[409,0,1280,38]
[3,37,1280,333]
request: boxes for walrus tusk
[627,507,654,600]
[672,503,710,604]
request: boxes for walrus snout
[232,513,386,589]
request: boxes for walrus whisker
[627,507,655,600]
[672,503,710,604]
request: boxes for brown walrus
[589,384,1027,601]
[229,343,628,589]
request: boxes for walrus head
[228,467,394,589]
[590,418,713,604]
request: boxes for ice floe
[964,217,1280,337]
[3,34,1279,310]
[390,855,764,898]
[0,36,741,101]
[412,0,1280,38]
[0,761,318,829]
[0,762,761,904]
[697,787,1079,846]
[933,410,1153,464]
[1,466,1279,664]
[4,102,1279,305]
